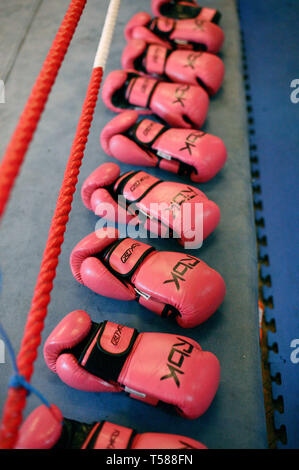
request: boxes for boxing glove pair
[43,310,220,419]
[101,110,227,182]
[15,404,206,449]
[125,12,224,53]
[152,0,221,23]
[81,163,221,246]
[102,69,209,129]
[70,228,225,328]
[122,39,225,95]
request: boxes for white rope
[93,0,122,69]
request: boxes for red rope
[0,65,103,450]
[0,0,87,223]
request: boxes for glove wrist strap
[129,120,197,178]
[150,15,208,51]
[82,421,136,449]
[126,75,159,109]
[114,170,163,204]
[78,321,139,383]
[144,44,170,76]
[56,419,136,449]
[159,2,202,20]
[149,17,176,41]
[54,418,95,449]
[104,237,155,279]
[159,3,220,23]
[129,118,167,149]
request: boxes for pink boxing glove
[152,0,221,23]
[125,12,224,54]
[70,228,225,328]
[102,70,209,129]
[100,110,227,182]
[43,310,220,419]
[81,162,221,245]
[15,404,207,449]
[122,39,225,95]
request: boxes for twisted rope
[0,0,87,222]
[0,66,103,450]
[0,0,121,449]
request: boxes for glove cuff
[144,44,170,76]
[104,237,155,279]
[55,418,136,449]
[78,321,139,383]
[82,421,136,449]
[129,117,167,149]
[125,74,160,109]
[129,119,197,178]
[149,16,176,41]
[114,170,162,204]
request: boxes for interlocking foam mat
[239,0,299,449]
[0,0,268,448]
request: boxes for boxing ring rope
[0,0,121,449]
[0,0,88,223]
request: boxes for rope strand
[0,0,87,223]
[0,67,103,449]
[0,323,51,409]
[0,0,121,449]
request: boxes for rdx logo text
[183,52,202,70]
[179,131,205,155]
[160,337,194,387]
[163,255,200,291]
[173,84,190,107]
[111,325,125,346]
[106,429,120,449]
[130,175,150,192]
[167,187,198,218]
[121,243,140,263]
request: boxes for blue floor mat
[0,0,267,448]
[239,0,299,449]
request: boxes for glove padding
[15,404,207,449]
[152,0,221,23]
[102,69,209,129]
[43,310,220,419]
[125,12,224,54]
[122,39,224,96]
[100,110,227,182]
[81,162,221,245]
[70,228,226,328]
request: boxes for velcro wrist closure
[92,421,135,449]
[130,118,166,149]
[115,170,162,203]
[104,237,155,278]
[150,17,176,40]
[126,75,159,109]
[79,321,139,383]
[159,2,202,20]
[145,44,169,76]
